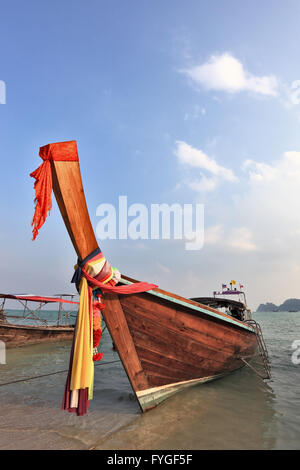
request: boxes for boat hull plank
[121,293,256,353]
[122,298,248,359]
[133,336,238,380]
[0,322,74,348]
[122,275,249,330]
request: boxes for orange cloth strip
[30,141,79,240]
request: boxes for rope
[0,358,121,388]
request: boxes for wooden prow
[51,161,98,260]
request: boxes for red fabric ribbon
[81,268,157,294]
[30,141,79,240]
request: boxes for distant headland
[257,298,300,312]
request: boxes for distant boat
[0,294,76,347]
[30,141,271,413]
[190,296,251,322]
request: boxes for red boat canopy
[0,294,79,305]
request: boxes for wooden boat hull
[103,290,258,411]
[35,142,260,412]
[0,321,74,348]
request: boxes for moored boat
[0,294,77,347]
[191,282,252,322]
[30,140,270,414]
[0,322,74,347]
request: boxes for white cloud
[175,140,237,182]
[242,159,279,182]
[282,80,300,107]
[218,150,300,261]
[288,80,300,105]
[203,224,257,252]
[204,224,258,252]
[242,151,300,228]
[183,150,300,256]
[169,147,300,307]
[182,53,278,96]
[204,225,224,245]
[187,175,218,192]
[244,151,300,187]
[227,227,258,252]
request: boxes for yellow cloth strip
[70,277,94,393]
[70,255,114,398]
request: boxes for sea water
[0,311,299,450]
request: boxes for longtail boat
[30,140,270,415]
[0,294,77,347]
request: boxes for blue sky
[1,0,300,309]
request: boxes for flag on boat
[222,284,227,289]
